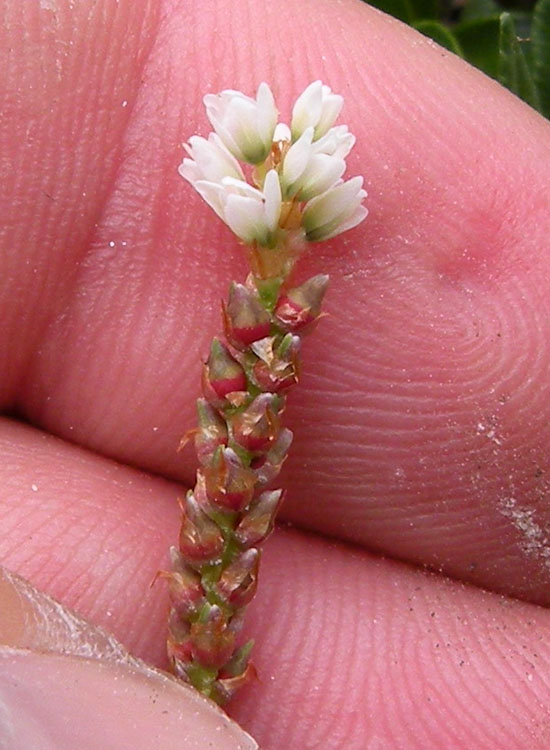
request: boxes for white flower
[178,81,368,246]
[281,126,353,201]
[193,169,282,246]
[204,82,278,164]
[179,133,245,184]
[291,81,343,141]
[302,176,368,242]
[313,125,355,160]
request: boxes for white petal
[313,126,355,159]
[178,158,201,184]
[322,205,368,240]
[262,169,282,232]
[297,154,346,201]
[319,206,369,241]
[192,180,228,221]
[291,81,323,139]
[256,82,278,143]
[224,194,267,244]
[302,177,366,240]
[183,134,245,182]
[282,127,314,186]
[221,176,264,200]
[273,123,291,142]
[314,87,343,139]
[309,176,364,219]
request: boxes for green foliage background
[363,0,550,118]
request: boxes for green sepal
[222,640,255,677]
[186,662,218,696]
[254,276,283,312]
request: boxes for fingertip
[0,566,257,749]
[0,649,257,750]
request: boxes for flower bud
[251,334,300,392]
[235,489,284,546]
[223,282,272,347]
[302,176,367,242]
[202,446,256,512]
[252,428,293,485]
[232,393,280,453]
[291,81,343,141]
[217,549,260,608]
[190,604,236,670]
[161,548,205,617]
[275,274,329,331]
[204,82,278,164]
[194,398,228,464]
[178,491,225,563]
[202,338,247,402]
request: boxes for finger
[3,0,550,602]
[0,417,178,666]
[0,569,257,749]
[0,0,161,400]
[1,422,550,749]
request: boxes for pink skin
[1,0,550,747]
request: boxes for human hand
[2,0,550,748]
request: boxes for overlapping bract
[180,81,367,245]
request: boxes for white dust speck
[109,240,116,248]
[476,420,502,446]
[122,100,128,108]
[499,497,550,570]
[31,484,38,492]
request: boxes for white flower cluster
[179,81,367,246]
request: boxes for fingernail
[0,566,258,749]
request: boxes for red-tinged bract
[202,447,256,512]
[178,493,225,563]
[275,274,329,331]
[224,282,272,346]
[190,605,237,670]
[195,398,228,464]
[231,393,280,452]
[203,338,247,401]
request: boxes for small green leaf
[532,0,550,117]
[499,12,542,110]
[366,0,415,24]
[460,0,500,22]
[455,17,501,79]
[413,20,464,56]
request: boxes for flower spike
[169,80,367,705]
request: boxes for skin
[1,0,550,746]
